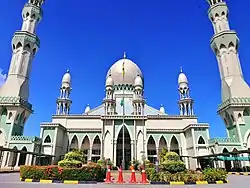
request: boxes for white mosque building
[0,0,250,170]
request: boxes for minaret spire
[0,0,45,101]
[56,70,72,115]
[207,0,250,101]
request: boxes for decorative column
[131,140,135,161]
[15,153,20,168]
[113,140,117,165]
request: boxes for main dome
[106,58,143,85]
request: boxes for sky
[0,0,250,138]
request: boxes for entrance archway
[222,148,231,171]
[18,147,27,166]
[116,126,131,169]
[8,146,18,167]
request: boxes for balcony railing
[11,136,42,143]
[208,137,240,144]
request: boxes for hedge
[20,164,106,181]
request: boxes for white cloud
[0,69,7,87]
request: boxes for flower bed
[20,164,106,182]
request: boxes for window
[198,136,205,144]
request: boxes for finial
[160,104,163,107]
[66,69,70,73]
[123,52,126,59]
[180,66,183,73]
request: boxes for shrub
[164,152,180,162]
[20,165,106,181]
[160,161,186,173]
[58,150,85,168]
[203,168,227,182]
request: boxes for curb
[0,170,20,174]
[20,178,97,184]
[150,180,228,185]
[228,172,250,176]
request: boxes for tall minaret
[133,74,145,115]
[0,0,45,147]
[207,0,250,147]
[207,0,250,101]
[178,68,194,116]
[56,70,72,115]
[0,0,45,101]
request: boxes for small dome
[62,69,71,86]
[134,75,143,87]
[178,68,188,85]
[84,104,90,113]
[106,75,114,86]
[160,104,165,114]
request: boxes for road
[0,173,249,187]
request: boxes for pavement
[0,173,249,187]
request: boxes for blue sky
[0,0,250,138]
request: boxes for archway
[44,135,51,143]
[116,126,131,169]
[170,136,180,155]
[232,148,241,169]
[159,136,167,152]
[8,146,18,167]
[92,135,101,162]
[136,131,144,161]
[18,147,27,166]
[0,108,7,146]
[69,135,79,151]
[81,135,90,162]
[147,136,156,163]
[222,148,231,171]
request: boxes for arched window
[44,135,51,143]
[243,108,250,116]
[198,136,205,144]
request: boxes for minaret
[207,0,250,146]
[207,0,250,101]
[133,74,145,115]
[0,0,45,147]
[103,72,116,115]
[178,68,194,116]
[56,70,72,115]
[0,0,45,100]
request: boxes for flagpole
[122,52,126,170]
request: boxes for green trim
[0,96,32,111]
[218,97,250,113]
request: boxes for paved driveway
[0,173,249,187]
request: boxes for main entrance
[116,126,131,170]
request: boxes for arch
[24,44,31,51]
[116,126,131,169]
[16,42,23,49]
[19,111,25,125]
[18,146,27,166]
[12,44,16,50]
[198,136,206,144]
[69,135,79,151]
[170,135,180,155]
[0,129,6,147]
[221,11,225,16]
[223,118,228,125]
[8,112,13,120]
[219,44,227,49]
[215,13,219,17]
[92,135,101,162]
[31,14,36,19]
[147,135,156,163]
[222,148,231,171]
[26,12,30,18]
[136,130,144,161]
[33,48,37,55]
[8,146,18,167]
[115,124,133,141]
[104,131,112,160]
[225,112,233,127]
[238,113,243,122]
[44,135,51,143]
[244,130,250,148]
[243,108,250,116]
[230,114,235,122]
[228,42,234,48]
[159,135,167,150]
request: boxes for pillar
[15,153,20,167]
[131,140,134,161]
[113,140,117,165]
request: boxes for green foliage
[130,159,140,170]
[20,165,106,181]
[164,152,180,162]
[203,168,227,182]
[58,150,85,168]
[160,161,186,173]
[159,147,167,163]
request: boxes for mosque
[0,0,250,170]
